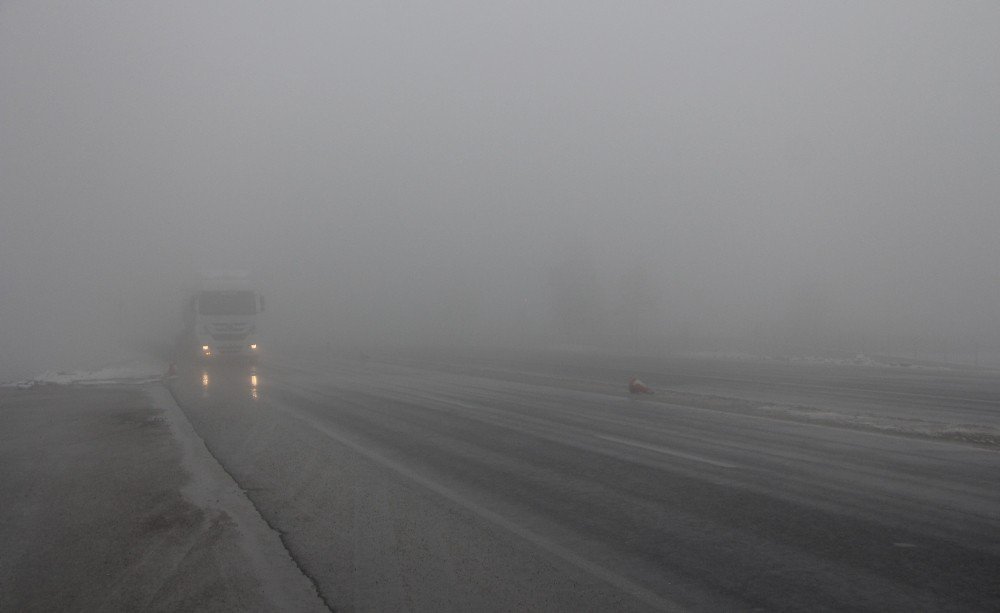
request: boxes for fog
[2,1,999,377]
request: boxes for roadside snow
[685,350,952,371]
[781,353,949,370]
[2,355,167,388]
[757,403,1000,447]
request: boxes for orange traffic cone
[628,376,654,394]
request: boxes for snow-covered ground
[681,350,953,370]
[1,353,168,388]
[755,403,1000,447]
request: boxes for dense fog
[2,1,999,377]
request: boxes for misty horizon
[2,2,999,377]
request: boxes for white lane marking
[596,434,739,469]
[276,401,686,612]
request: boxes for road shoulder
[0,383,326,612]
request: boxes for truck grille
[211,333,248,341]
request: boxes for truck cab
[188,273,263,361]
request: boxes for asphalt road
[0,383,326,613]
[167,351,1000,612]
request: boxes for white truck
[182,271,264,361]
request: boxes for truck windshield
[198,290,257,315]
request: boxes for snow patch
[757,403,1000,446]
[686,350,952,371]
[780,353,948,370]
[3,355,167,388]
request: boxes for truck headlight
[249,343,257,350]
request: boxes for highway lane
[168,352,1000,611]
[404,351,1000,429]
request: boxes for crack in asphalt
[165,382,337,613]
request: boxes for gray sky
[2,1,999,375]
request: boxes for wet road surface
[168,351,1000,611]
